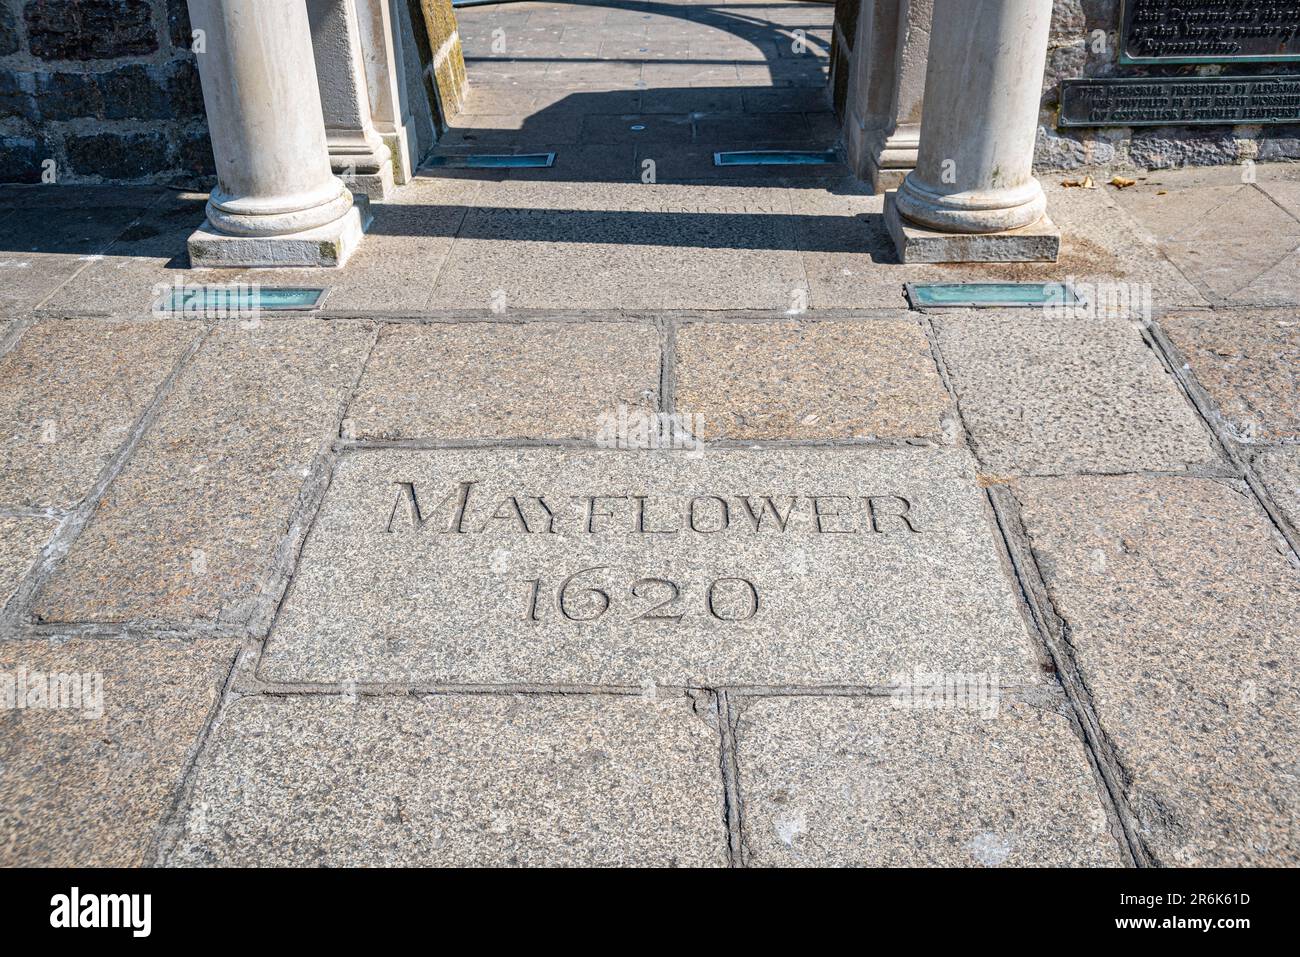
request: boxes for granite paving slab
[0,516,55,610]
[163,693,727,867]
[735,696,1124,866]
[935,314,1220,475]
[1163,311,1300,443]
[427,180,807,310]
[1253,446,1300,537]
[674,318,953,440]
[1014,476,1300,866]
[349,321,659,440]
[0,318,201,509]
[0,638,238,866]
[33,320,373,626]
[793,179,1209,312]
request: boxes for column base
[846,123,917,194]
[188,197,372,269]
[330,156,395,201]
[870,162,914,194]
[866,128,919,194]
[380,127,416,185]
[885,192,1060,264]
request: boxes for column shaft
[188,0,353,237]
[893,0,1052,234]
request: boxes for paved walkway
[0,0,1297,867]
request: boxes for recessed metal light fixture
[905,282,1086,310]
[424,153,556,169]
[713,149,839,166]
[153,286,326,313]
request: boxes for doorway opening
[436,0,840,182]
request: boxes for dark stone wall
[0,0,212,184]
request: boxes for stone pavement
[0,0,1297,867]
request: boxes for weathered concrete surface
[259,447,1043,686]
[33,321,373,626]
[163,693,727,867]
[936,315,1220,475]
[1110,168,1300,307]
[735,696,1123,866]
[351,321,658,440]
[1014,476,1300,866]
[426,181,811,312]
[0,516,55,609]
[1164,312,1300,443]
[0,638,238,867]
[674,319,953,440]
[0,319,200,509]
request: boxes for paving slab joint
[658,315,678,417]
[713,690,749,867]
[985,485,1150,867]
[2,324,215,630]
[145,639,250,867]
[1144,319,1300,564]
[243,323,385,663]
[0,316,37,364]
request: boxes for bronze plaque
[1060,75,1300,127]
[1121,0,1300,64]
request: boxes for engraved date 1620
[519,567,759,624]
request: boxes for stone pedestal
[885,196,1059,263]
[308,0,395,200]
[356,0,418,184]
[844,0,933,193]
[888,0,1059,263]
[186,0,368,269]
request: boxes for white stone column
[186,0,369,268]
[356,0,417,185]
[308,0,395,200]
[844,0,933,192]
[885,0,1059,263]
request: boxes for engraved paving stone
[735,697,1124,867]
[163,694,727,867]
[259,447,1044,686]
